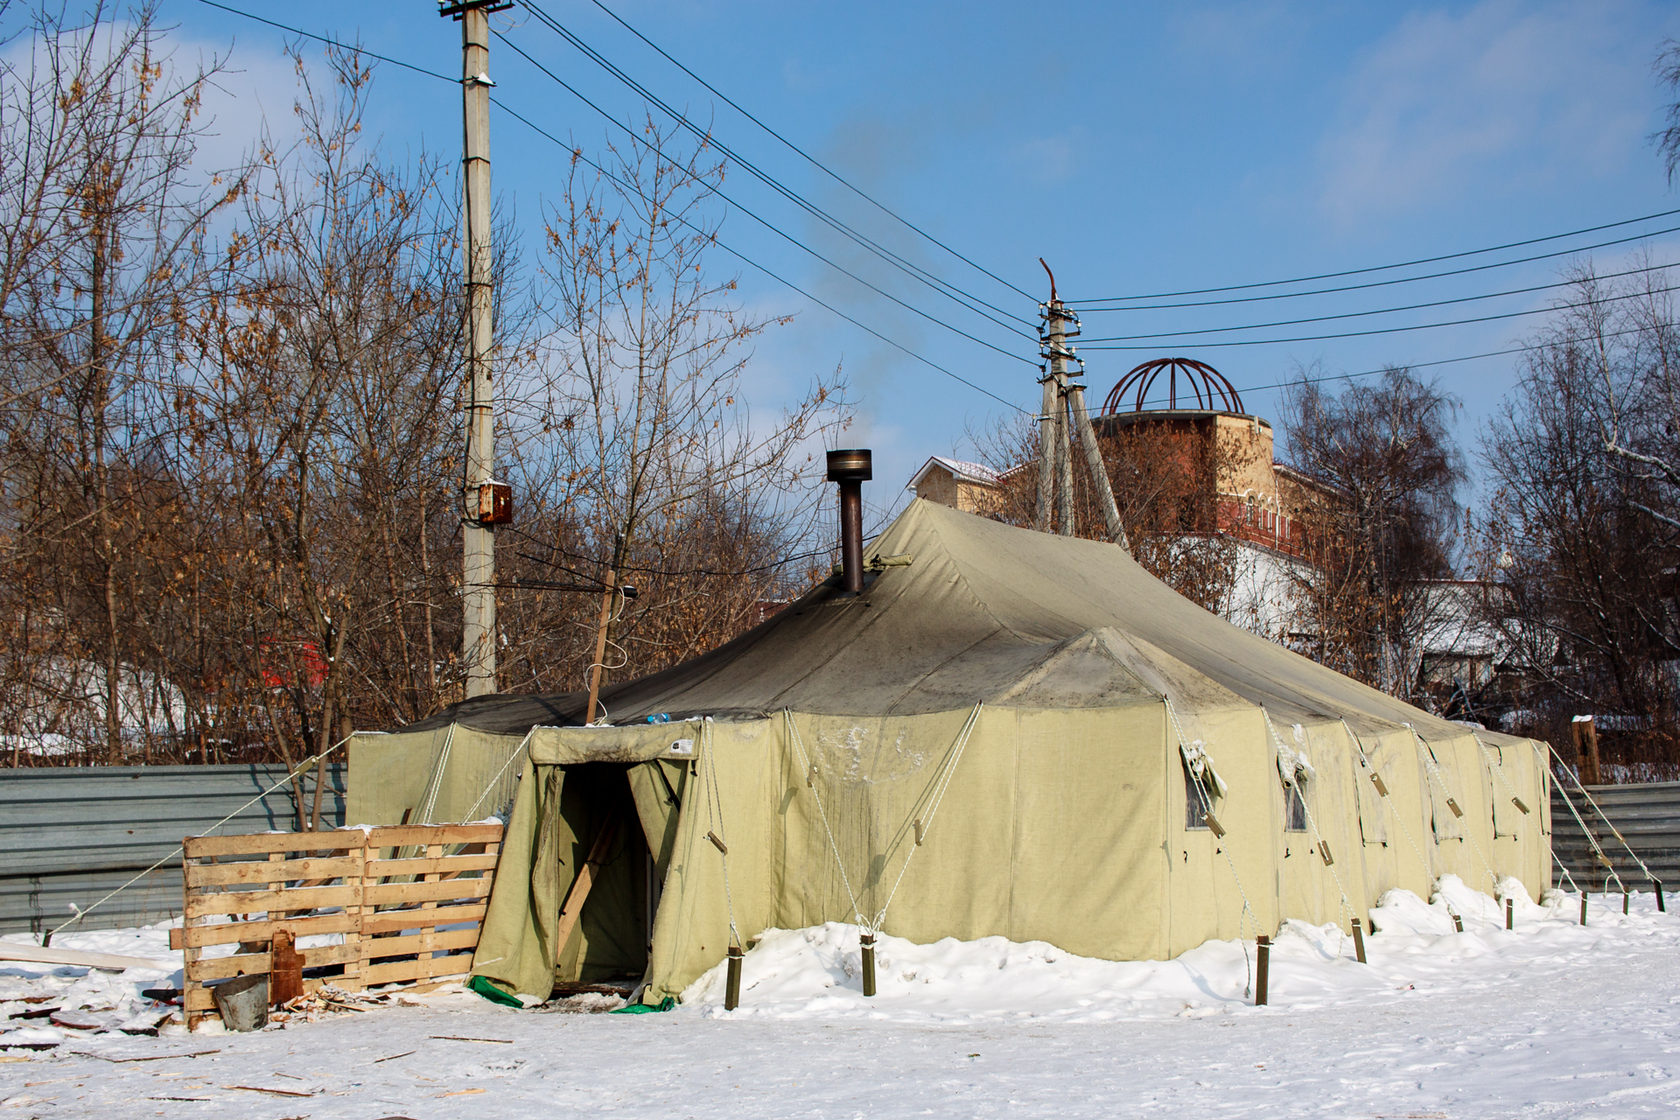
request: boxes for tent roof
[410,499,1464,738]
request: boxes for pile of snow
[679,875,1653,1023]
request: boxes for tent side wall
[347,728,527,825]
[641,704,1175,1003]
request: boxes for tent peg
[1451,913,1463,933]
[1655,878,1666,913]
[1623,888,1630,916]
[1580,891,1589,926]
[724,945,743,1011]
[1254,935,1270,1006]
[1350,917,1366,964]
[1505,897,1513,931]
[860,932,877,997]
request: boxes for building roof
[906,455,1003,491]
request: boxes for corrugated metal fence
[1551,780,1680,889]
[0,764,344,936]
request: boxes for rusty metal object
[1101,357,1245,415]
[827,450,872,595]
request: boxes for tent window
[1284,782,1308,832]
[1184,761,1209,830]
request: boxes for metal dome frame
[1101,357,1244,415]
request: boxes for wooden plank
[184,884,358,919]
[363,877,493,907]
[185,831,368,859]
[361,902,487,935]
[553,818,618,965]
[364,853,499,878]
[181,911,356,949]
[185,942,359,982]
[0,943,174,971]
[366,824,503,849]
[363,926,482,961]
[362,954,476,987]
[186,856,362,888]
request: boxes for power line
[1070,206,1680,304]
[493,27,1038,367]
[193,0,1031,414]
[1078,258,1680,345]
[490,97,1032,413]
[1071,223,1680,313]
[582,0,1036,304]
[519,3,1037,336]
[1080,278,1680,352]
[192,0,455,82]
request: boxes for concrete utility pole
[1037,260,1128,548]
[443,0,510,697]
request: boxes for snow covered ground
[3,875,1678,1118]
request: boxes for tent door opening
[551,762,653,989]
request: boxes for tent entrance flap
[470,755,688,1001]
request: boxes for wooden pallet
[179,823,502,1029]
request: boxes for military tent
[347,499,1551,1006]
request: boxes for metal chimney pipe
[826,449,872,594]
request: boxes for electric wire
[1124,319,1675,412]
[1072,224,1680,313]
[196,0,1032,414]
[490,97,1032,412]
[1071,206,1680,303]
[1079,278,1680,351]
[583,0,1036,303]
[492,29,1036,367]
[519,3,1037,335]
[192,0,456,82]
[1078,258,1680,344]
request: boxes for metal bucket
[210,973,269,1031]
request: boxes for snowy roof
[906,455,1003,491]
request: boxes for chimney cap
[826,448,873,483]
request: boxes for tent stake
[1580,891,1589,926]
[1254,935,1270,1006]
[1451,912,1463,933]
[1623,888,1630,915]
[724,945,743,1011]
[1656,879,1666,913]
[860,932,877,997]
[1505,897,1513,931]
[1350,917,1366,964]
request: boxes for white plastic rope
[45,730,358,941]
[1408,727,1500,890]
[1542,742,1628,893]
[783,710,868,930]
[1260,710,1356,924]
[415,720,459,825]
[1543,740,1652,886]
[869,703,983,931]
[460,727,537,822]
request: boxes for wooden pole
[860,932,877,997]
[1505,897,1513,930]
[553,818,619,968]
[1254,935,1270,1005]
[1572,716,1603,786]
[585,567,617,725]
[1350,917,1366,964]
[725,945,743,1010]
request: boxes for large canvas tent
[348,499,1551,1005]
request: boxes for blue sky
[127,1,1680,520]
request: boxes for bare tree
[1280,368,1465,697]
[1479,267,1680,774]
